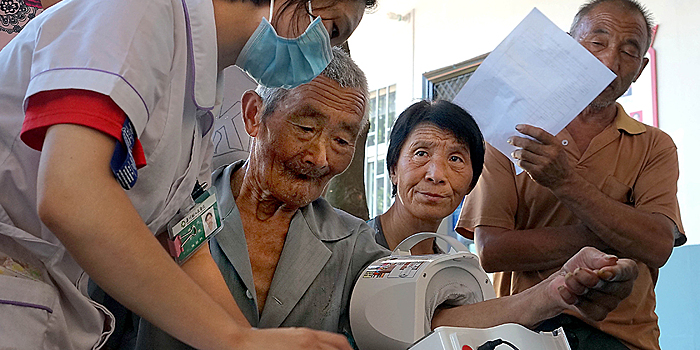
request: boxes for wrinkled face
[251,76,365,207]
[391,123,473,222]
[273,0,366,46]
[574,2,649,110]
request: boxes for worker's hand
[237,327,353,350]
[508,124,573,190]
[551,247,638,321]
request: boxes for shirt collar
[614,103,647,135]
[298,198,354,242]
[212,160,353,242]
[182,0,219,110]
[211,160,246,221]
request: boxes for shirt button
[246,290,253,299]
[561,139,569,146]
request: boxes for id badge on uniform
[165,188,223,265]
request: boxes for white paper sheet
[452,8,616,171]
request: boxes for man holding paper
[457,1,684,349]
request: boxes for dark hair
[386,100,485,196]
[570,0,654,51]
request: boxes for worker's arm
[40,0,60,8]
[180,244,251,326]
[38,124,352,350]
[431,247,638,329]
[510,124,675,268]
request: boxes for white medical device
[409,324,571,350]
[350,233,496,350]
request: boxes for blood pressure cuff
[424,267,482,333]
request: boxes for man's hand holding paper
[507,124,573,189]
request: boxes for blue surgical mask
[235,0,332,89]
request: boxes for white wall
[349,0,700,245]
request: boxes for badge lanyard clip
[165,181,223,264]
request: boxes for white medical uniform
[0,0,221,348]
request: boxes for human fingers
[508,135,561,170]
[563,247,618,273]
[510,144,547,165]
[565,260,638,322]
[299,328,353,350]
[597,258,639,283]
[557,284,579,306]
[514,158,538,177]
[317,330,354,350]
[509,141,566,187]
[564,267,599,295]
[557,282,622,322]
[573,292,618,321]
[508,127,573,189]
[515,124,559,145]
[558,272,619,309]
[578,288,624,313]
[248,327,353,350]
[585,262,637,300]
[508,135,546,157]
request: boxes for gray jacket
[211,161,389,332]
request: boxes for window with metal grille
[423,53,489,101]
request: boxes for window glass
[377,88,386,145]
[364,85,397,217]
[367,161,375,216]
[367,94,376,147]
[387,85,396,136]
[376,176,384,216]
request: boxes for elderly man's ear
[241,90,264,137]
[633,57,650,83]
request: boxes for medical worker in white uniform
[0,0,373,349]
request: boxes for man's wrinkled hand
[508,124,572,189]
[552,247,638,321]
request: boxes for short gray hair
[255,46,369,126]
[570,0,654,52]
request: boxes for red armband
[22,89,146,168]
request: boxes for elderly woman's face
[391,123,473,222]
